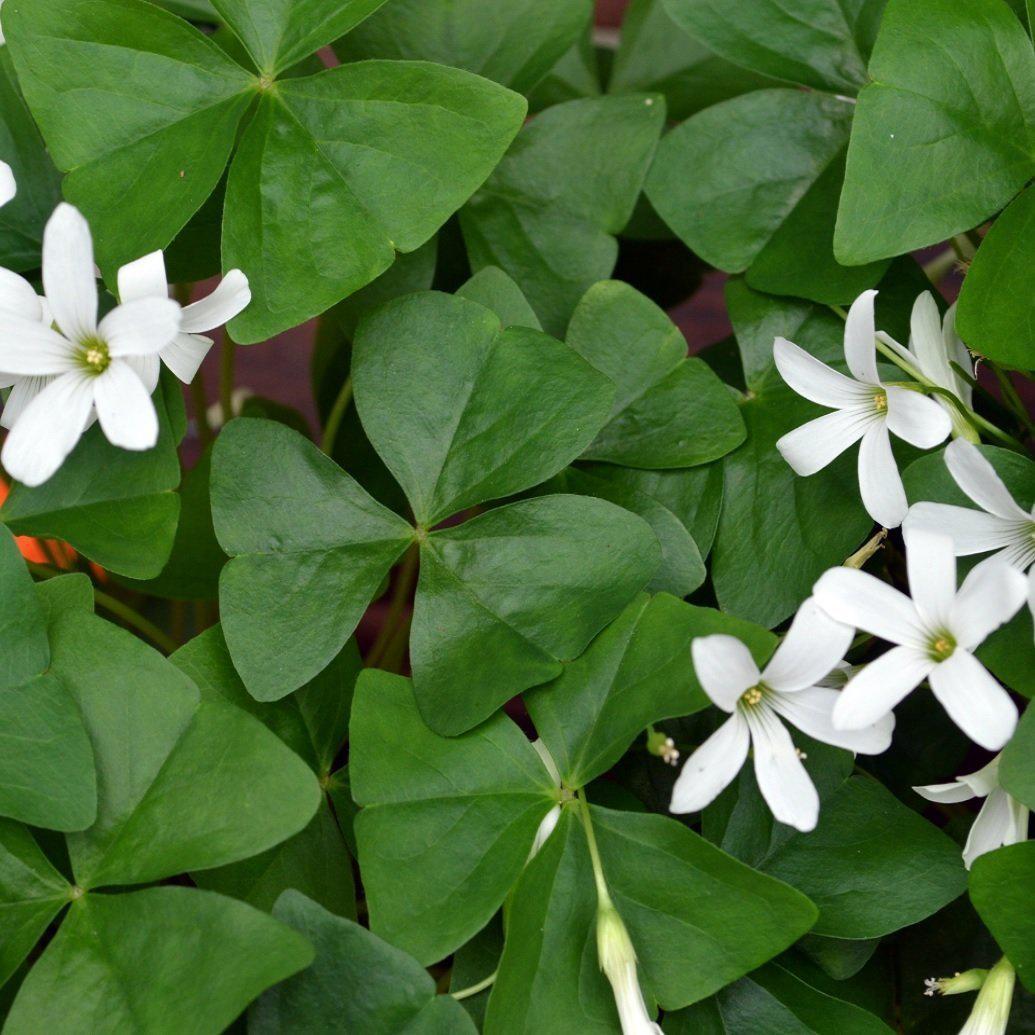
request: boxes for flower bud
[959,957,1015,1035]
[596,903,662,1035]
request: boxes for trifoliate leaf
[969,842,1035,991]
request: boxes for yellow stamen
[741,686,764,707]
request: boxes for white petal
[117,250,168,304]
[843,289,879,385]
[832,646,933,729]
[0,161,15,208]
[813,566,927,647]
[961,789,1019,870]
[161,332,213,384]
[957,755,1002,798]
[42,203,98,341]
[903,526,957,630]
[529,804,561,858]
[929,650,1017,751]
[776,407,874,476]
[691,635,760,712]
[884,386,951,449]
[770,685,895,754]
[951,558,1027,649]
[0,268,44,322]
[907,292,947,382]
[914,779,977,805]
[858,422,907,528]
[942,303,974,405]
[0,371,94,486]
[905,502,1027,557]
[745,706,819,832]
[0,313,77,375]
[123,354,161,395]
[98,297,180,358]
[670,712,750,814]
[181,269,250,333]
[0,374,53,429]
[1030,568,1035,634]
[945,439,1030,521]
[92,360,158,450]
[761,597,853,693]
[773,337,871,408]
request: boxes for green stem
[575,791,611,904]
[219,338,236,427]
[378,615,412,675]
[320,375,353,455]
[366,544,419,668]
[190,369,214,449]
[991,365,1035,440]
[451,971,498,1001]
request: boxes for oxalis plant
[0,0,1033,1031]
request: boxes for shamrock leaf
[350,670,559,965]
[711,281,872,627]
[970,842,1035,991]
[460,94,666,335]
[251,890,478,1033]
[1000,707,1035,810]
[566,280,746,467]
[335,0,593,95]
[6,0,527,340]
[0,528,95,832]
[456,266,543,330]
[836,0,1035,263]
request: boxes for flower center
[79,337,110,375]
[740,685,765,708]
[929,633,956,662]
[873,390,888,414]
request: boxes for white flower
[915,755,1028,869]
[596,902,662,1035]
[774,289,951,529]
[670,599,894,833]
[902,292,974,438]
[0,203,180,487]
[117,250,250,390]
[0,161,14,208]
[813,527,1027,751]
[0,269,52,430]
[906,439,1035,572]
[959,957,1016,1035]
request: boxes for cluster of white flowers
[671,290,1030,880]
[0,170,250,486]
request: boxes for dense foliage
[0,0,1033,1031]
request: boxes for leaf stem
[990,364,1035,440]
[451,971,498,1001]
[190,370,214,449]
[320,375,353,455]
[220,337,236,427]
[575,791,611,905]
[366,544,419,668]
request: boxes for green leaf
[252,890,478,1033]
[0,526,48,690]
[33,573,94,628]
[1,376,184,579]
[350,670,557,965]
[212,418,413,702]
[334,0,593,94]
[760,776,966,938]
[660,0,883,93]
[457,267,543,330]
[970,842,1035,990]
[647,90,888,304]
[212,0,388,75]
[957,183,1035,370]
[609,0,779,122]
[712,282,872,626]
[352,290,614,525]
[4,886,314,1034]
[665,961,894,1034]
[225,63,526,342]
[835,0,1035,264]
[0,49,61,271]
[0,821,70,989]
[1000,705,1035,809]
[544,466,705,597]
[484,808,620,1034]
[49,612,319,888]
[460,94,665,335]
[413,495,660,734]
[567,281,746,467]
[592,805,818,1008]
[193,801,355,919]
[526,594,776,788]
[172,623,360,778]
[5,0,255,274]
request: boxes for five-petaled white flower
[774,289,951,529]
[813,527,1026,751]
[906,439,1035,573]
[671,599,894,833]
[915,754,1028,870]
[117,250,250,389]
[0,203,180,487]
